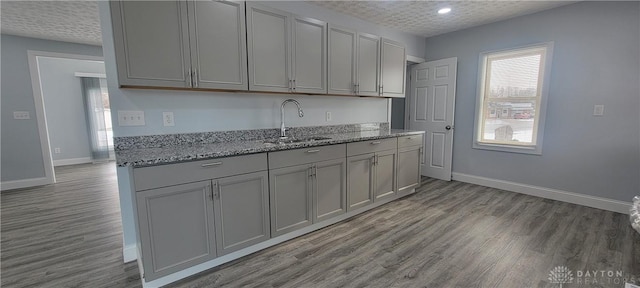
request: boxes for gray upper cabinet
[111,1,191,88]
[328,25,356,95]
[356,33,381,96]
[314,158,347,222]
[247,3,326,93]
[111,1,248,90]
[188,1,248,90]
[246,3,291,93]
[269,164,313,237]
[136,181,216,281]
[213,171,270,256]
[380,38,406,97]
[292,16,327,94]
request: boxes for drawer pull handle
[406,137,413,140]
[201,162,223,167]
[371,141,381,145]
[306,149,320,153]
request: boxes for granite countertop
[116,129,424,168]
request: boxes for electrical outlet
[118,110,145,126]
[54,148,61,154]
[593,104,604,116]
[326,111,332,122]
[163,112,175,127]
[13,111,30,120]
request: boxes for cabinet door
[291,16,327,94]
[314,158,346,223]
[380,38,406,97]
[136,181,216,281]
[347,153,375,211]
[213,171,270,256]
[110,1,192,88]
[269,164,313,237]
[328,25,356,95]
[374,149,397,202]
[246,3,292,93]
[397,146,422,197]
[356,33,380,96]
[188,1,248,90]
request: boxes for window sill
[473,142,542,155]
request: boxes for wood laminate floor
[1,163,638,288]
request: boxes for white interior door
[408,58,457,180]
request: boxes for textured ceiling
[1,0,102,46]
[310,1,576,37]
[0,1,576,46]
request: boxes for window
[474,43,553,155]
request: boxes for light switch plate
[118,110,145,126]
[326,111,332,122]
[13,111,30,120]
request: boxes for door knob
[445,125,452,130]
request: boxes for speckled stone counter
[115,123,424,168]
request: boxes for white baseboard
[1,177,51,191]
[451,172,631,214]
[53,157,93,167]
[123,244,137,263]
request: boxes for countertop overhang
[116,129,424,168]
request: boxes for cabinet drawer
[134,153,267,191]
[398,134,423,148]
[268,144,346,169]
[347,138,397,156]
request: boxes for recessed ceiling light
[438,7,452,14]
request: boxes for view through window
[476,44,549,151]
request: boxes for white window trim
[473,42,554,155]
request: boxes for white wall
[423,1,640,202]
[0,35,103,183]
[38,57,106,164]
[98,1,426,258]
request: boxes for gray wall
[38,57,106,163]
[0,35,103,182]
[98,1,426,255]
[424,1,640,202]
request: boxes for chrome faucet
[280,99,304,139]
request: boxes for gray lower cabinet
[373,149,397,202]
[213,171,270,256]
[397,145,422,197]
[268,144,347,236]
[346,149,397,211]
[269,164,314,236]
[314,158,347,222]
[397,135,424,197]
[133,153,269,281]
[136,181,216,281]
[346,139,399,211]
[346,153,375,211]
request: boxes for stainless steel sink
[263,136,331,145]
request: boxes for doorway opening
[27,51,109,184]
